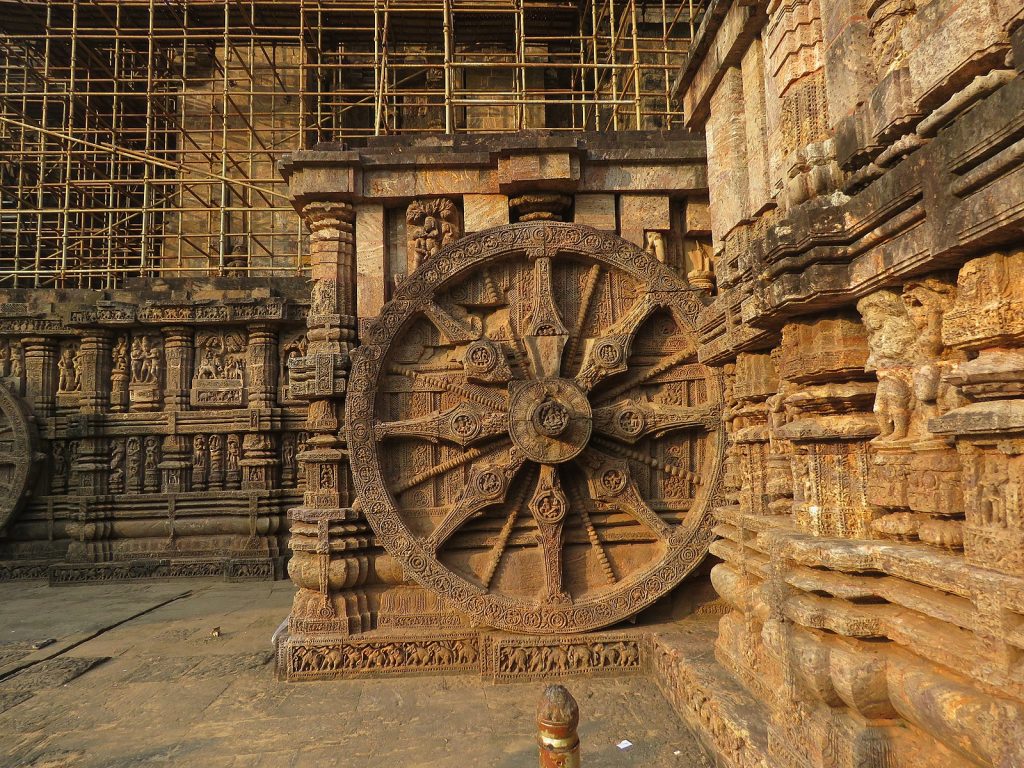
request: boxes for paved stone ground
[0,580,711,767]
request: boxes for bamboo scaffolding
[0,0,705,288]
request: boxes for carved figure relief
[645,231,667,263]
[406,198,460,269]
[126,437,142,494]
[289,637,479,679]
[281,433,297,487]
[0,339,24,395]
[868,0,916,76]
[208,434,224,490]
[51,441,67,494]
[57,341,82,394]
[192,330,247,407]
[128,335,163,411]
[143,436,160,493]
[857,289,917,442]
[225,434,241,490]
[110,335,129,410]
[192,435,209,491]
[490,636,642,681]
[858,276,966,546]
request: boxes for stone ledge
[651,618,771,768]
[45,556,281,585]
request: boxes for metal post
[537,685,581,768]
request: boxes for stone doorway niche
[281,221,725,680]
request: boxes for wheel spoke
[592,398,720,444]
[580,448,672,541]
[528,464,571,605]
[425,446,527,554]
[374,401,508,448]
[591,435,703,484]
[574,294,659,392]
[392,444,501,495]
[523,256,569,379]
[480,465,535,589]
[562,264,602,376]
[568,480,617,585]
[386,364,507,411]
[593,346,695,405]
[422,301,482,344]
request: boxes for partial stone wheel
[0,383,40,532]
[348,222,724,634]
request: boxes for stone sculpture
[406,197,460,269]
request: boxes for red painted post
[537,684,581,768]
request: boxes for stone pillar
[246,323,277,409]
[159,434,191,494]
[22,336,57,419]
[241,433,277,491]
[77,331,111,415]
[356,203,387,335]
[706,67,749,247]
[74,330,112,498]
[775,313,878,538]
[933,250,1024,576]
[711,352,787,702]
[162,326,193,412]
[281,201,374,648]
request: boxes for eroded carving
[407,198,460,269]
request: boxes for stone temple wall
[0,280,311,582]
[673,0,1024,766]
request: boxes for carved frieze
[191,329,246,407]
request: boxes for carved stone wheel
[0,384,39,532]
[348,222,724,634]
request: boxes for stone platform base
[45,556,283,585]
[651,619,770,768]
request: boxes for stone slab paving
[0,581,711,768]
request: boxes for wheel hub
[510,379,591,464]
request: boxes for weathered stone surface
[463,193,509,233]
[573,193,617,231]
[676,1,1024,765]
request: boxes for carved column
[775,314,878,538]
[159,435,191,494]
[857,278,965,547]
[711,352,786,704]
[246,323,277,409]
[240,433,277,490]
[933,250,1024,576]
[162,325,193,412]
[283,201,374,648]
[74,330,112,498]
[22,336,57,419]
[77,331,111,415]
